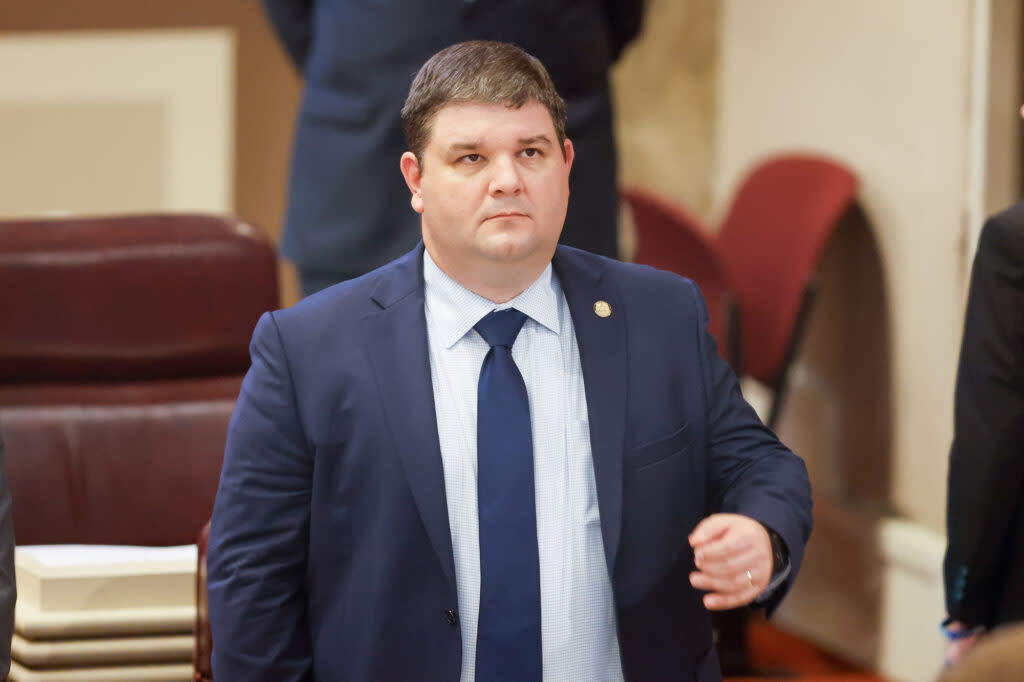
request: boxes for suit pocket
[626,422,691,469]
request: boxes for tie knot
[474,308,528,349]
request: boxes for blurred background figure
[261,0,645,296]
[942,192,1024,665]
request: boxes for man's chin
[476,234,546,264]
[479,242,530,262]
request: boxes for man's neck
[424,248,551,304]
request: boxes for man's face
[400,99,574,281]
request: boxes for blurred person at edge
[261,0,645,296]
[0,428,15,679]
[941,103,1024,666]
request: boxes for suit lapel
[359,245,628,586]
[362,246,457,589]
[553,247,628,575]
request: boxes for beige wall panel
[963,0,1022,270]
[613,0,719,223]
[0,101,164,216]
[0,30,234,216]
[983,0,1022,218]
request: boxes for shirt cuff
[753,528,791,605]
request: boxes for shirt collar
[423,249,561,349]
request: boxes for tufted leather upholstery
[0,214,277,681]
[0,213,277,547]
[0,214,275,383]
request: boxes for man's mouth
[485,210,528,220]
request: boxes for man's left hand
[688,513,773,610]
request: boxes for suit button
[445,609,458,626]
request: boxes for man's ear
[563,138,575,173]
[400,152,425,214]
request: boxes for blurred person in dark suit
[942,195,1024,664]
[0,428,14,678]
[261,0,645,296]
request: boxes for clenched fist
[688,513,773,610]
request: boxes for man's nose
[488,156,523,196]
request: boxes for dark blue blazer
[262,0,644,274]
[944,201,1024,628]
[207,245,812,682]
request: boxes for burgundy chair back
[0,214,276,382]
[623,187,735,358]
[0,214,278,546]
[715,155,858,384]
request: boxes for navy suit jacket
[262,0,644,273]
[207,245,812,682]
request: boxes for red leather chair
[625,154,858,428]
[715,154,858,428]
[0,213,277,681]
[622,187,740,368]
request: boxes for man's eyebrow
[446,141,480,154]
[518,135,553,147]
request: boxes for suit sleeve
[689,281,813,614]
[0,430,15,679]
[944,218,1024,626]
[261,0,315,71]
[207,312,315,682]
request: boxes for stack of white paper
[10,545,198,682]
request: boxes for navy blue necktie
[473,308,542,682]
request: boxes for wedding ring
[745,569,754,587]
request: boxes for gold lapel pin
[593,300,612,318]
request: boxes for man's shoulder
[275,249,419,325]
[272,272,375,329]
[992,199,1024,226]
[553,247,707,339]
[265,249,421,357]
[990,200,1024,232]
[555,245,700,299]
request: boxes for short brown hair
[401,40,568,163]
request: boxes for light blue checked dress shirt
[423,250,625,682]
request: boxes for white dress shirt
[423,250,624,682]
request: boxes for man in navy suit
[260,0,644,295]
[207,41,812,682]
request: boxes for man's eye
[522,148,541,158]
[459,153,481,163]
